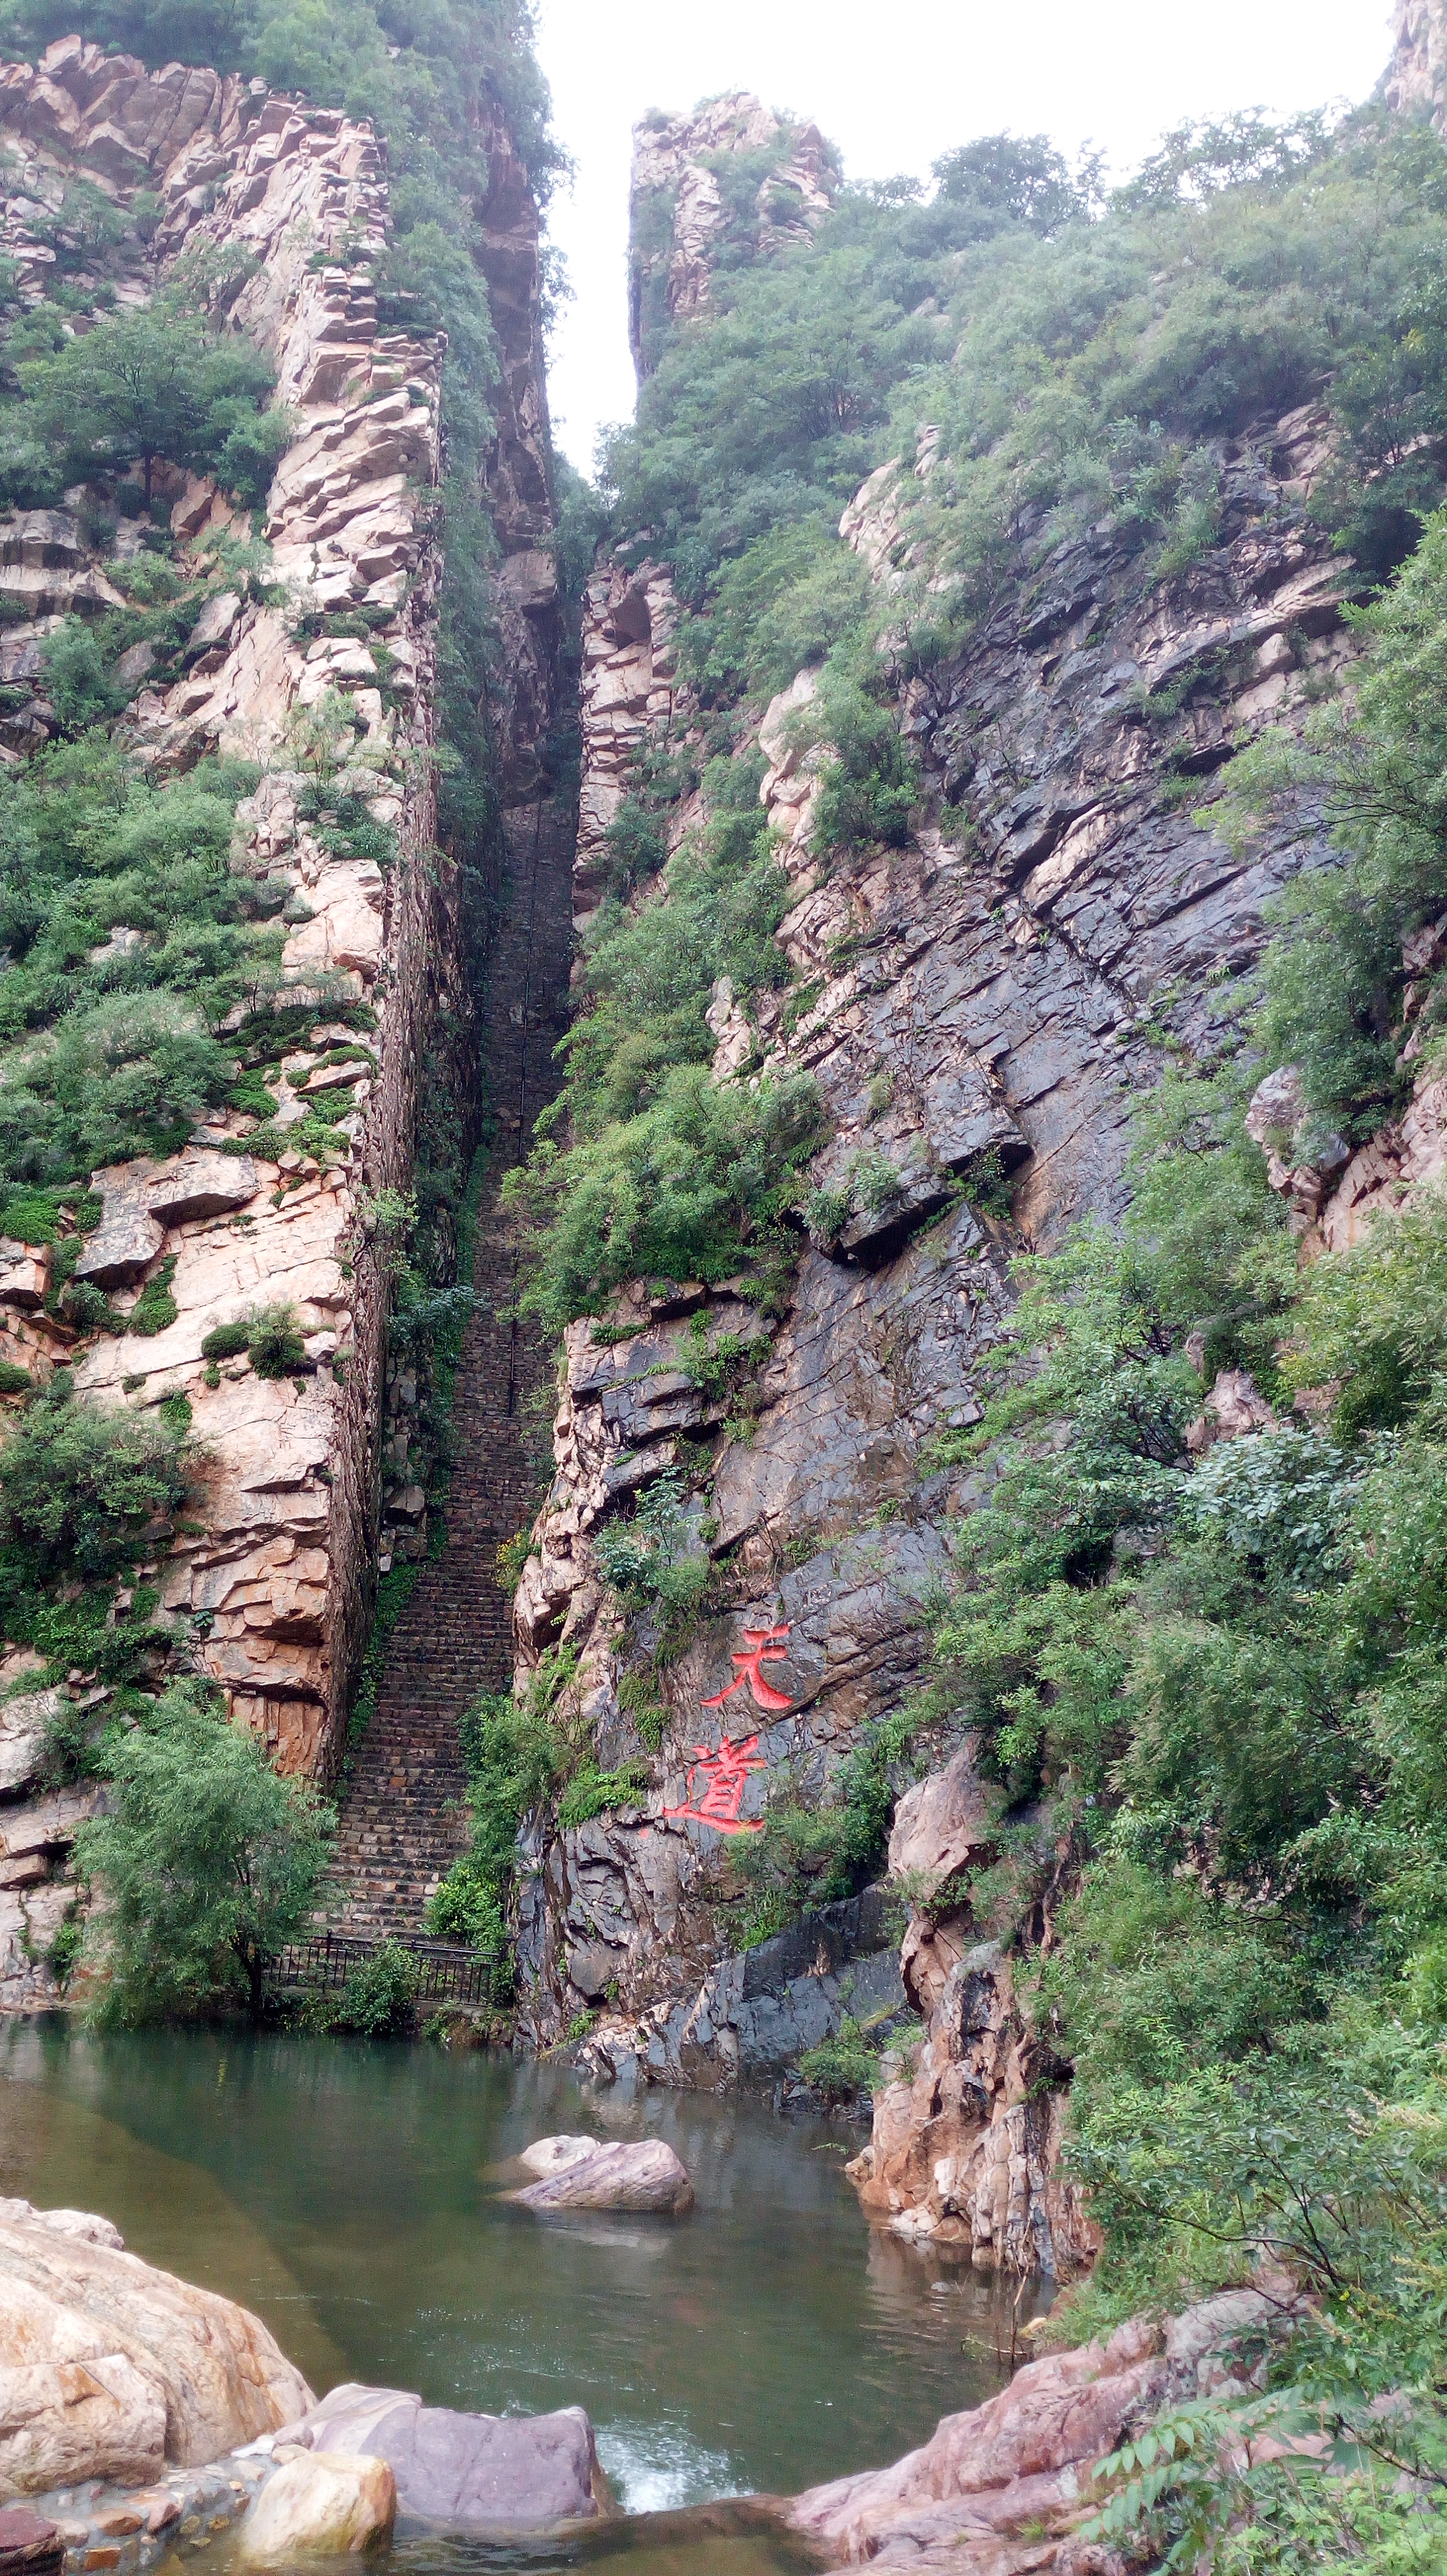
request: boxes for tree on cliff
[17,301,276,508]
[76,1683,333,2024]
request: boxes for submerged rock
[237,2451,395,2561]
[274,2385,605,2530]
[0,2201,314,2498]
[511,2138,694,2216]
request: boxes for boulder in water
[517,2135,600,2177]
[237,2451,396,2560]
[274,2385,605,2530]
[511,2138,694,2216]
[0,2200,313,2497]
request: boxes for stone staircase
[319,794,575,1941]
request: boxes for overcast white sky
[533,0,1399,478]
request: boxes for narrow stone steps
[319,796,575,1944]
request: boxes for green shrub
[17,296,275,509]
[127,1256,178,1338]
[75,1681,332,2024]
[0,1379,186,1579]
[798,2016,880,2104]
[199,1321,250,1362]
[245,1304,308,1379]
[335,1941,417,2038]
[507,1065,824,1330]
[557,1761,650,1829]
[40,620,130,734]
[593,1473,712,1629]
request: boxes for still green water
[0,2021,1043,2555]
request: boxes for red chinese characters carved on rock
[663,1624,794,1835]
[664,1733,767,1834]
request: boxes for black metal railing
[271,1930,492,2006]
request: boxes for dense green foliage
[10,294,276,508]
[0,1372,186,1582]
[76,1681,332,2022]
[505,745,825,1326]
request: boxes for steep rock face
[1386,0,1447,124]
[628,93,836,379]
[510,404,1358,2243]
[788,2286,1296,2573]
[0,40,556,1999]
[473,90,562,789]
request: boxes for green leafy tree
[77,1683,333,2024]
[18,301,275,507]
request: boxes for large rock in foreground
[0,2201,314,2499]
[237,2451,396,2561]
[511,2138,694,2215]
[789,2288,1291,2571]
[275,2385,605,2530]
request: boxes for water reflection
[0,2019,1049,2507]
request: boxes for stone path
[320,794,575,1941]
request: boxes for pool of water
[0,2021,1047,2532]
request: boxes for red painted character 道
[663,1733,767,1835]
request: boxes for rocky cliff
[0,35,557,2000]
[628,92,837,380]
[505,108,1372,2261]
[1386,0,1447,122]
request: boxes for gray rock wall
[510,405,1358,2100]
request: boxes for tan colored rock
[237,2452,396,2561]
[888,1736,992,1892]
[1184,1367,1277,1456]
[0,1250,49,1311]
[629,95,834,374]
[0,2352,166,2499]
[72,1173,163,1287]
[789,2287,1297,2571]
[144,1154,259,1225]
[0,2203,312,2494]
[0,1691,56,1799]
[1387,1,1447,128]
[847,1943,1097,2278]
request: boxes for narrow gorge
[0,0,1446,2567]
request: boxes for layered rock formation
[628,94,836,379]
[0,37,557,1999]
[499,86,1381,2268]
[509,401,1359,2133]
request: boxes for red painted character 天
[701,1622,794,1712]
[663,1734,767,1835]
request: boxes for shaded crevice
[320,791,575,1940]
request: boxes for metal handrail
[271,1929,492,2006]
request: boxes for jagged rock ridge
[0,37,558,2001]
[628,92,836,380]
